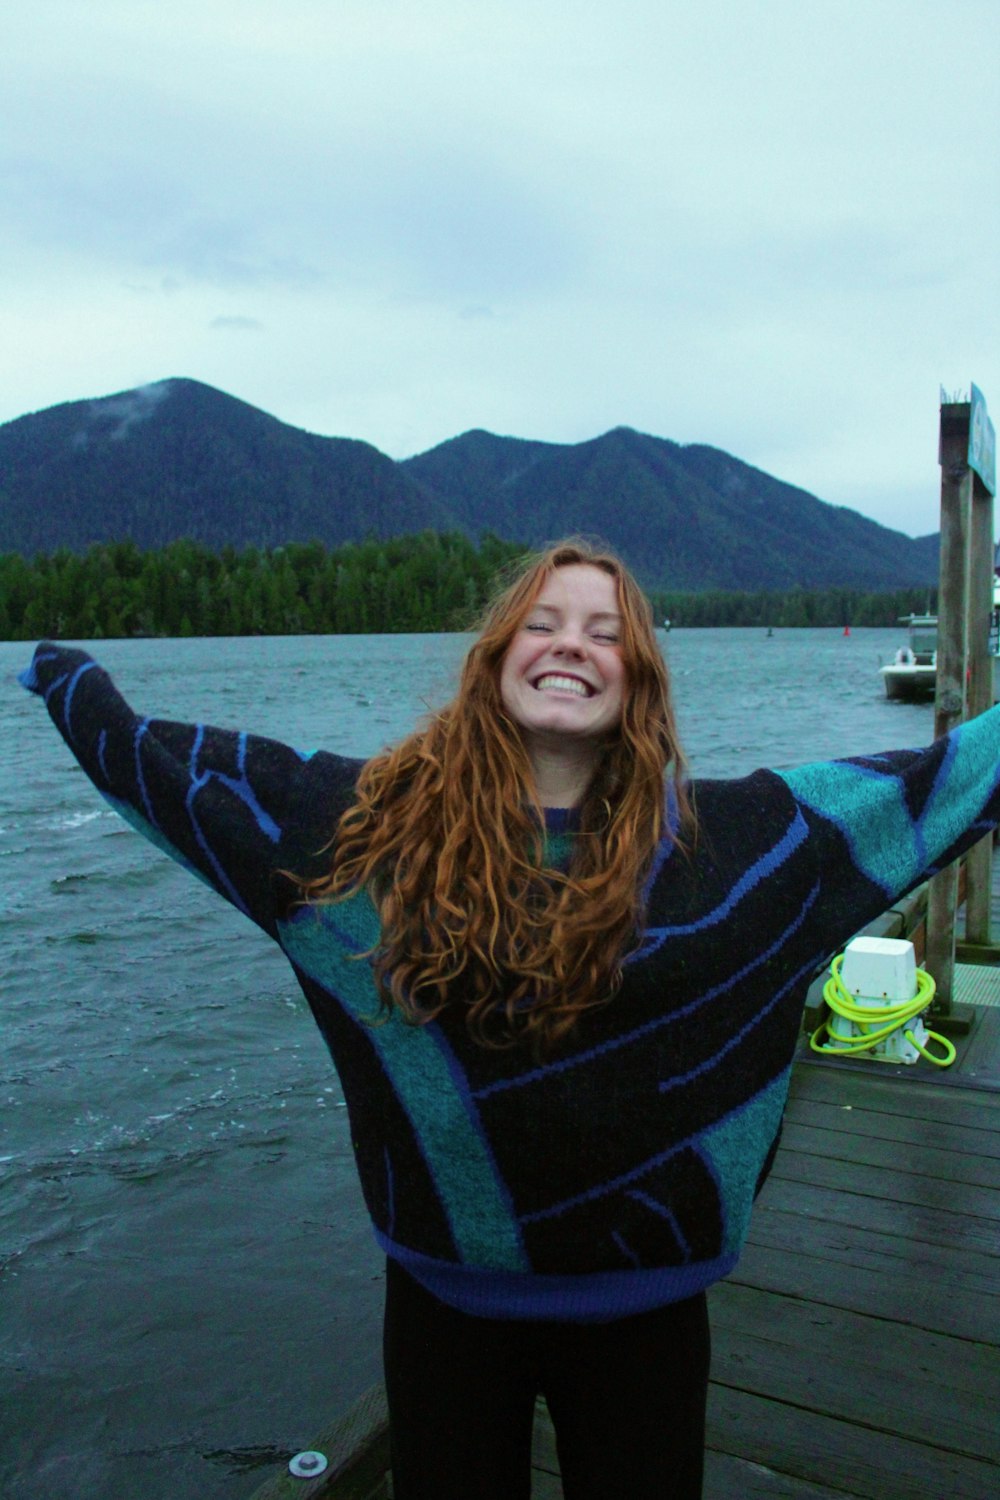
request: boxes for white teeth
[535,674,590,697]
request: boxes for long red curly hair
[299,539,690,1051]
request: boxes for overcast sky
[4,0,998,538]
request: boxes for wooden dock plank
[705,1385,999,1500]
[952,1002,1000,1088]
[735,1229,1000,1344]
[703,1451,865,1499]
[709,1284,1000,1460]
[746,1200,999,1291]
[702,1056,1000,1497]
[767,1144,1000,1222]
[534,1419,904,1500]
[757,1174,998,1258]
[246,1386,390,1500]
[789,1061,1000,1123]
[779,1116,1000,1182]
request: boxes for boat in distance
[880,614,937,702]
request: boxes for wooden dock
[700,1013,1000,1500]
[249,1000,1000,1500]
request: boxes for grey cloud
[1,150,325,290]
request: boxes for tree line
[0,533,531,640]
[0,534,937,640]
[649,586,937,630]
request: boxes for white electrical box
[830,936,927,1064]
[840,936,917,1002]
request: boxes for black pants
[383,1260,710,1500]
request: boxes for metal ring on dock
[288,1449,329,1478]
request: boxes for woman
[21,539,1000,1499]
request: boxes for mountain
[0,379,938,591]
[0,378,449,555]
[400,427,940,591]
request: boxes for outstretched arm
[20,643,337,939]
[777,705,1000,954]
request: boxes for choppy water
[0,629,930,1499]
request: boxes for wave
[46,809,108,830]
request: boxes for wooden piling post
[963,473,996,945]
[925,388,997,1026]
[925,401,972,1020]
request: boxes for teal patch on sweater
[931,713,1000,846]
[544,831,575,870]
[102,794,213,889]
[697,1068,791,1253]
[780,709,1000,895]
[777,762,918,893]
[279,892,528,1272]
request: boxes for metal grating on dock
[955,961,1000,1007]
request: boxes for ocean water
[0,629,931,1500]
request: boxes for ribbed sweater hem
[374,1231,738,1322]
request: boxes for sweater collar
[542,806,581,835]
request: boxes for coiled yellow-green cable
[810,953,956,1067]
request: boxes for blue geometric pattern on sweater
[656,951,820,1095]
[474,886,820,1102]
[106,721,254,916]
[133,721,162,831]
[60,660,98,736]
[499,950,813,1258]
[516,1134,686,1227]
[188,725,283,842]
[779,721,1000,896]
[638,786,683,902]
[632,811,810,956]
[279,898,529,1271]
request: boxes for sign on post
[969,383,996,495]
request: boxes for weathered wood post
[925,386,997,1026]
[963,453,996,945]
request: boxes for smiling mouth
[533,674,593,697]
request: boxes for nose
[551,624,587,656]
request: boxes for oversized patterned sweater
[21,643,1000,1322]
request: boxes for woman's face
[499,564,626,747]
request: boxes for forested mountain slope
[0,380,938,590]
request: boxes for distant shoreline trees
[0,533,525,640]
[0,534,937,640]
[649,585,937,630]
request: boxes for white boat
[880,614,937,701]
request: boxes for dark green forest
[0,534,527,640]
[653,585,937,629]
[0,533,937,640]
